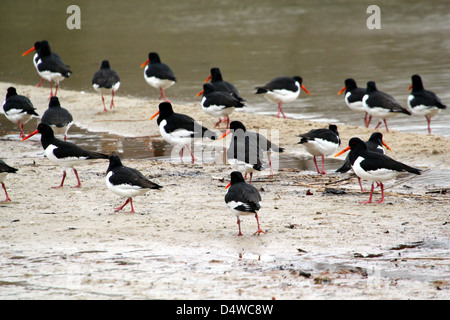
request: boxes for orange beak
[225,181,231,189]
[149,110,159,120]
[382,141,392,152]
[337,86,346,95]
[21,129,39,141]
[204,75,212,83]
[196,90,204,97]
[334,146,350,157]
[301,84,311,96]
[22,46,35,56]
[217,129,231,141]
[140,59,149,68]
[408,84,413,91]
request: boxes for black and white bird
[92,60,121,111]
[336,132,391,191]
[22,40,71,97]
[22,123,108,188]
[141,52,176,102]
[106,155,162,213]
[407,74,447,134]
[225,171,265,236]
[150,102,217,163]
[218,122,264,183]
[334,137,421,204]
[255,76,310,118]
[219,121,284,178]
[362,81,411,132]
[3,87,39,139]
[41,96,73,141]
[0,160,18,202]
[196,67,245,102]
[298,124,340,174]
[201,83,245,129]
[338,78,370,127]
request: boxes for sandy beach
[0,81,449,300]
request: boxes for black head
[48,96,61,108]
[411,74,424,91]
[368,132,383,144]
[107,154,123,172]
[366,81,377,92]
[202,83,215,95]
[229,121,246,132]
[149,52,161,64]
[344,78,358,90]
[328,124,338,134]
[292,76,304,84]
[100,60,111,69]
[6,87,18,99]
[229,171,245,185]
[39,40,52,56]
[158,102,175,119]
[348,137,367,150]
[210,67,223,82]
[33,41,42,51]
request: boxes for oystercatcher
[336,132,391,191]
[407,74,447,134]
[22,41,71,97]
[150,102,217,163]
[0,160,18,202]
[334,137,421,204]
[41,96,73,141]
[3,87,39,138]
[225,171,265,236]
[201,83,245,128]
[219,121,283,178]
[92,60,121,111]
[362,81,411,132]
[22,123,108,188]
[196,67,245,102]
[298,124,340,174]
[106,155,162,213]
[255,76,310,118]
[141,52,176,102]
[338,78,370,127]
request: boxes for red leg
[35,78,44,87]
[2,183,12,202]
[366,115,372,127]
[361,183,374,204]
[18,122,25,139]
[312,156,320,174]
[249,172,253,184]
[374,121,382,129]
[114,198,130,212]
[236,217,243,236]
[267,154,274,177]
[375,182,385,203]
[72,168,82,188]
[253,213,266,236]
[110,90,115,109]
[320,155,327,174]
[426,116,431,134]
[52,171,67,189]
[101,94,107,111]
[383,119,389,132]
[358,177,365,192]
[159,88,170,103]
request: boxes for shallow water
[0,0,449,136]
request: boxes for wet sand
[0,82,449,300]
